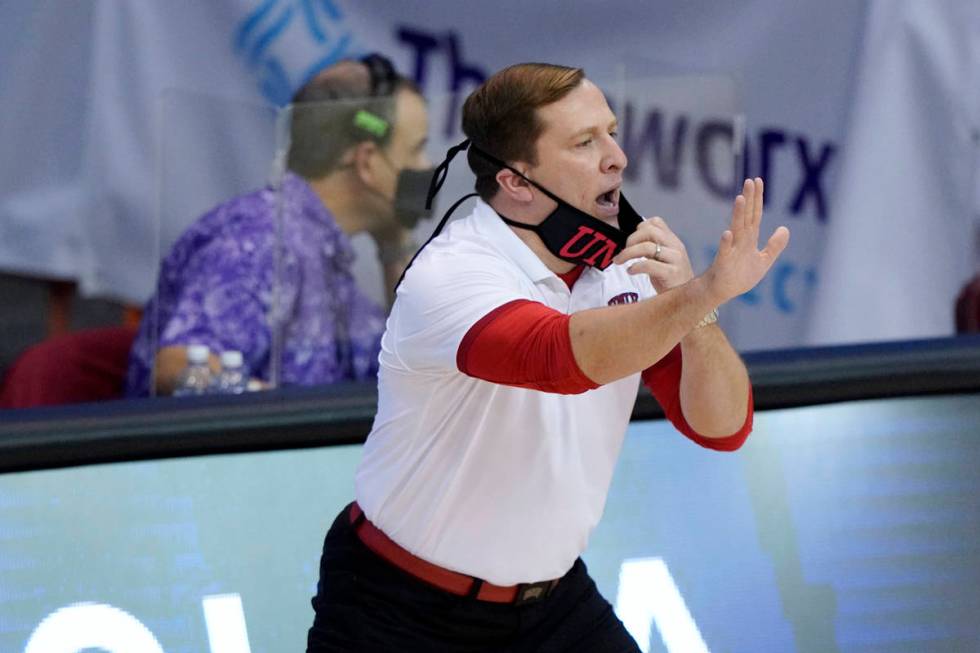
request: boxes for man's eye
[609,130,619,139]
[577,138,593,147]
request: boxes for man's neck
[489,197,575,274]
[306,173,362,236]
[508,227,576,274]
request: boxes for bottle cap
[220,350,244,368]
[186,344,210,364]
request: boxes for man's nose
[602,137,627,173]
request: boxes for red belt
[349,502,558,604]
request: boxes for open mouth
[596,188,620,210]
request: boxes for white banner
[806,0,980,345]
[0,0,977,350]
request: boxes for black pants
[307,504,641,652]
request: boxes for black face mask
[467,144,643,270]
[422,140,641,270]
[393,167,437,228]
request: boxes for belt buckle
[514,580,555,605]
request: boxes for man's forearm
[678,324,750,437]
[154,346,189,395]
[569,276,721,385]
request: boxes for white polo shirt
[354,198,656,586]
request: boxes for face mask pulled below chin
[397,139,642,293]
[393,167,437,228]
[469,144,643,270]
[497,185,643,270]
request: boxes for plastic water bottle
[173,344,213,396]
[214,350,248,395]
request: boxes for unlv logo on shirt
[608,292,639,305]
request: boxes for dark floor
[0,273,125,379]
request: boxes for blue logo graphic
[234,0,361,105]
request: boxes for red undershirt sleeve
[455,292,754,446]
[456,299,599,395]
[641,345,754,451]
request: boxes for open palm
[706,178,790,303]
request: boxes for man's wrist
[696,270,729,308]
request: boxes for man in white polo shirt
[307,63,790,652]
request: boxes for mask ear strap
[468,144,564,205]
[496,212,539,233]
[426,139,471,209]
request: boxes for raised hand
[705,178,789,304]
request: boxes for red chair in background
[955,274,980,334]
[0,325,138,409]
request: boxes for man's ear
[495,165,534,203]
[351,140,380,185]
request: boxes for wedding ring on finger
[653,242,663,261]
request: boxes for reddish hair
[461,63,584,201]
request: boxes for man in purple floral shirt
[126,55,431,396]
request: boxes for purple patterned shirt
[126,173,385,396]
